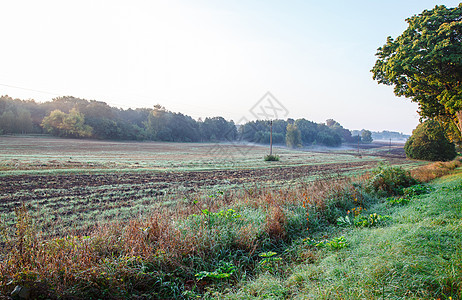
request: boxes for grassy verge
[222,168,462,299]
[0,159,460,299]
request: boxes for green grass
[0,136,397,174]
[223,171,462,299]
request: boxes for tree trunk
[457,110,462,136]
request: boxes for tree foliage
[361,130,373,143]
[0,97,34,134]
[404,120,457,161]
[1,95,352,147]
[41,109,93,138]
[286,123,301,148]
[326,119,353,142]
[371,4,462,138]
[199,117,237,142]
[239,119,345,147]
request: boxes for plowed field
[0,136,421,235]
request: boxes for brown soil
[0,161,380,203]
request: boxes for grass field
[0,136,422,236]
[1,135,461,299]
[0,135,411,173]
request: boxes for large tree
[285,123,301,148]
[42,108,93,138]
[371,4,462,137]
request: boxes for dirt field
[0,135,421,235]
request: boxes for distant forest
[0,95,393,146]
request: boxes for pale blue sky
[1,0,461,134]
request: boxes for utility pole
[269,120,273,155]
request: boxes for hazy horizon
[2,0,461,135]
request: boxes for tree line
[240,118,363,147]
[0,96,237,142]
[0,95,367,146]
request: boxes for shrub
[264,154,280,161]
[404,120,457,161]
[365,163,418,197]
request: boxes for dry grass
[0,176,360,298]
[265,206,286,241]
[411,157,462,182]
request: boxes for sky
[1,0,461,134]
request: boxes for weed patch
[264,154,280,161]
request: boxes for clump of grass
[265,206,286,241]
[264,154,279,161]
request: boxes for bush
[365,163,418,197]
[264,154,280,161]
[404,120,457,161]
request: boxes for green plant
[191,208,242,227]
[386,196,410,206]
[316,236,348,250]
[12,203,37,267]
[336,215,353,226]
[383,184,432,206]
[337,212,390,227]
[258,251,282,273]
[264,154,280,161]
[353,213,390,228]
[302,237,317,247]
[402,184,433,197]
[208,190,224,199]
[366,163,418,197]
[286,124,302,148]
[195,261,236,281]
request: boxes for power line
[0,82,246,119]
[0,83,62,96]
